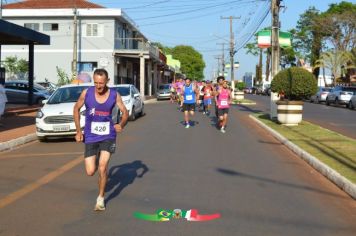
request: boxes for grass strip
[254,113,356,183]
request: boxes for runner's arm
[115,93,128,132]
[73,89,87,141]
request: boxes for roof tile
[4,0,105,9]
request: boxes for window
[85,23,103,37]
[43,23,59,31]
[24,23,39,31]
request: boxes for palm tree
[313,50,355,86]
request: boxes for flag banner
[134,209,221,222]
[257,30,292,48]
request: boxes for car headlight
[36,110,44,119]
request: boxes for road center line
[0,155,83,209]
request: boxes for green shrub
[235,81,246,91]
[271,67,318,100]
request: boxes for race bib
[91,122,110,135]
[186,95,193,101]
[221,100,228,106]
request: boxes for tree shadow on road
[105,160,149,204]
[216,168,348,199]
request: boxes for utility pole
[214,55,222,75]
[221,16,239,98]
[72,8,78,80]
[216,42,226,75]
[270,0,281,119]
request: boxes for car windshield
[34,84,48,92]
[342,87,356,94]
[47,86,89,104]
[321,88,332,92]
[114,87,130,96]
[159,85,170,90]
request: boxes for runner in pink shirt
[217,80,232,133]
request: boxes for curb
[249,114,356,200]
[4,107,40,117]
[0,133,37,152]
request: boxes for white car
[326,86,356,107]
[310,87,332,103]
[348,94,356,110]
[112,84,144,121]
[36,83,119,141]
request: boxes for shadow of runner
[105,160,149,204]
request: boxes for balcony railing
[115,38,159,59]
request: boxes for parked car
[5,80,51,104]
[325,86,356,107]
[243,87,253,94]
[348,94,356,110]
[310,87,332,103]
[156,84,171,100]
[36,83,95,140]
[36,81,58,93]
[112,84,144,121]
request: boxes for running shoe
[94,196,106,211]
[185,123,190,128]
[220,127,226,133]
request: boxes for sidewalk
[0,97,157,151]
[0,104,39,151]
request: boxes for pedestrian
[73,68,129,211]
[0,81,7,126]
[181,78,199,128]
[216,80,232,133]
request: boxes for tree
[3,56,28,79]
[56,66,71,86]
[171,45,205,80]
[318,1,356,51]
[313,50,355,86]
[294,7,324,78]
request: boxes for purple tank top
[84,86,117,143]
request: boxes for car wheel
[315,97,320,104]
[326,98,330,106]
[139,104,145,117]
[129,106,136,121]
[349,101,354,110]
[38,136,46,142]
[335,98,339,106]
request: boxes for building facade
[2,0,165,98]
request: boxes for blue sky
[8,0,347,79]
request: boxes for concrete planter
[234,91,244,100]
[276,100,304,126]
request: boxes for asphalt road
[0,101,355,236]
[245,94,356,139]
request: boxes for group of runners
[72,69,233,212]
[170,75,232,133]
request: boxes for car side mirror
[42,99,48,105]
[134,93,139,98]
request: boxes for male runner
[216,80,232,133]
[74,68,129,211]
[181,78,199,128]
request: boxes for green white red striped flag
[257,30,291,48]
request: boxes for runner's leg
[98,150,111,198]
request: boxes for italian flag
[257,30,291,48]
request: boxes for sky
[5,0,349,80]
